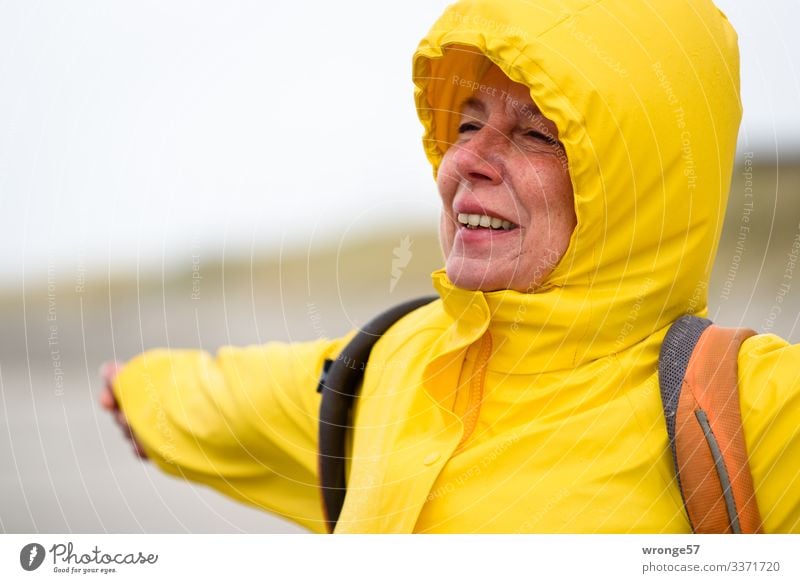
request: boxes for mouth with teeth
[457,213,516,230]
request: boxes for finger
[132,440,149,460]
[99,361,122,390]
[114,410,130,432]
[99,387,118,411]
[115,413,143,454]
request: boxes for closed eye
[458,122,481,134]
[524,130,559,146]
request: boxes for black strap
[657,314,712,525]
[318,295,437,532]
[658,317,712,458]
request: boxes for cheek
[555,171,577,231]
[522,162,574,223]
[436,153,459,256]
[439,212,453,256]
[436,151,459,202]
[538,170,576,253]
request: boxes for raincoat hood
[413,0,741,363]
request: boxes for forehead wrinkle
[504,92,541,122]
[460,96,486,115]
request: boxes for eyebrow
[460,97,486,115]
[459,95,542,119]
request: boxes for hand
[99,361,148,459]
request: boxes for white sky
[0,0,798,290]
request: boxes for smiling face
[437,63,576,292]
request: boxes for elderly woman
[103,0,800,533]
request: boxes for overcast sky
[1,0,798,290]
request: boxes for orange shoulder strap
[659,316,763,533]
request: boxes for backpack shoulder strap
[317,295,437,533]
[658,315,762,533]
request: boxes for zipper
[454,330,492,452]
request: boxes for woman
[103,0,800,533]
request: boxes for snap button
[423,452,441,466]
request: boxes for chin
[446,259,508,292]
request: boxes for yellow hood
[413,0,741,362]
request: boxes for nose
[451,127,504,185]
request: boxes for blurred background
[1,0,798,533]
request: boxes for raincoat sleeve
[739,334,800,533]
[111,334,354,533]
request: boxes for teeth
[456,213,515,230]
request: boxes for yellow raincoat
[113,0,800,533]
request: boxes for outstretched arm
[99,335,352,533]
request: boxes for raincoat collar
[432,268,593,373]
